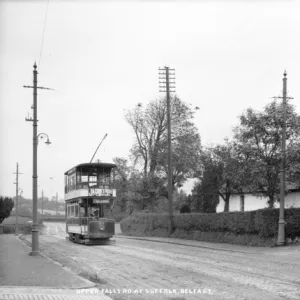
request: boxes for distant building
[217,189,300,212]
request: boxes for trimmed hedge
[2,224,33,234]
[120,208,300,240]
[106,212,129,223]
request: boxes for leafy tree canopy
[233,100,300,208]
[0,196,14,223]
[125,96,201,190]
[196,140,246,212]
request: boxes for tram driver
[89,206,102,218]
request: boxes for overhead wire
[38,0,50,71]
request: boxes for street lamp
[25,63,52,256]
[37,133,51,145]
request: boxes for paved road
[21,222,300,300]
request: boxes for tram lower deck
[67,216,115,245]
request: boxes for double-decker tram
[64,162,116,245]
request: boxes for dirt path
[22,222,300,300]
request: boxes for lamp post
[24,63,52,256]
[277,71,287,246]
[31,133,51,255]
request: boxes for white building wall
[285,192,300,208]
[216,192,300,213]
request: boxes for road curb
[17,235,96,289]
[116,234,263,254]
[0,286,94,292]
[0,287,113,300]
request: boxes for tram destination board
[89,188,116,197]
[93,199,110,204]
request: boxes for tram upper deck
[64,162,116,201]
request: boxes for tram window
[81,176,88,182]
[76,173,81,183]
[80,206,86,217]
[80,172,88,182]
[75,206,79,217]
[88,207,94,217]
[89,175,97,182]
[104,173,110,184]
[98,174,104,185]
[69,174,76,190]
[88,205,101,218]
[71,206,75,216]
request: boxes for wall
[217,191,300,212]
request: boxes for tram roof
[64,162,116,175]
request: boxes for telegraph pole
[276,71,291,246]
[13,163,23,235]
[159,66,176,235]
[24,63,52,256]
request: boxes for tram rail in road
[22,221,300,300]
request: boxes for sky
[1,0,300,200]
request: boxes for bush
[180,204,191,214]
[2,224,32,234]
[120,208,300,244]
[106,211,129,222]
[3,225,15,234]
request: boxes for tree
[180,204,191,214]
[125,96,201,199]
[112,157,146,213]
[112,157,133,212]
[196,141,246,212]
[159,126,202,188]
[173,189,188,212]
[0,196,14,223]
[192,168,220,213]
[233,100,300,208]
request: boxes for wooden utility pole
[13,163,22,234]
[159,66,176,235]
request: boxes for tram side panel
[66,215,115,239]
[88,218,115,238]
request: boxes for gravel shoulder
[21,222,300,300]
